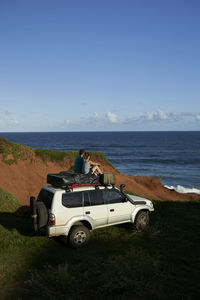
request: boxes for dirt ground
[0,153,199,205]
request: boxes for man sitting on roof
[74,149,85,173]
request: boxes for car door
[104,189,132,224]
[83,190,108,227]
[60,192,83,225]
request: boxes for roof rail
[66,183,101,192]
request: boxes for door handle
[110,209,114,212]
[85,211,90,215]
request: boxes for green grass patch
[34,149,116,170]
[34,149,77,163]
[0,137,32,165]
[0,137,116,170]
[0,188,21,213]
[0,200,200,299]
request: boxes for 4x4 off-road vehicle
[30,172,154,248]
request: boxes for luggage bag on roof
[47,171,99,188]
[99,173,115,185]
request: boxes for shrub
[0,188,21,213]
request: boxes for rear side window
[37,189,54,209]
[103,189,125,204]
[85,190,104,206]
[62,192,83,208]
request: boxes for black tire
[36,201,48,229]
[30,196,38,232]
[68,225,90,248]
[135,211,149,231]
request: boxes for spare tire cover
[36,202,48,228]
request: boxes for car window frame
[103,188,127,204]
[83,189,105,207]
[62,191,83,208]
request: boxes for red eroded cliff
[0,151,199,205]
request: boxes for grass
[34,149,116,169]
[0,137,31,165]
[0,137,116,169]
[0,188,21,213]
[0,196,200,299]
[34,149,77,163]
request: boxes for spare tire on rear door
[36,201,48,229]
[30,197,48,232]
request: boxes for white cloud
[106,112,118,123]
[143,109,176,122]
[80,111,119,125]
[145,112,154,121]
[156,109,168,120]
[1,109,200,131]
[196,114,200,121]
[0,116,20,128]
[93,112,101,120]
[123,110,200,126]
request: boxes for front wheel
[68,225,90,248]
[135,211,149,231]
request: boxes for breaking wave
[165,185,200,195]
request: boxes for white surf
[165,185,200,195]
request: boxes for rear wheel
[135,211,149,230]
[68,225,90,248]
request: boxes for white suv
[30,183,154,248]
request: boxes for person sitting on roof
[82,152,102,176]
[74,149,85,173]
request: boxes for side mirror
[120,184,126,192]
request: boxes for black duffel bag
[47,171,100,188]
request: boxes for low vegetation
[34,149,115,169]
[0,137,115,169]
[34,149,77,163]
[0,188,21,213]
[0,137,31,165]
[0,188,200,299]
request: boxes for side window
[37,189,54,209]
[104,189,126,204]
[83,191,90,207]
[62,192,83,208]
[88,190,104,206]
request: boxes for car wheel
[135,211,149,230]
[68,225,90,248]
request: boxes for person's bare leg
[92,166,102,175]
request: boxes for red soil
[0,153,199,205]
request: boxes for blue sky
[0,0,200,131]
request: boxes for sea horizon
[1,130,200,133]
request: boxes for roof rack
[64,183,101,192]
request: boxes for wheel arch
[132,207,150,223]
[65,217,93,236]
[73,220,92,230]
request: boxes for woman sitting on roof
[82,152,102,176]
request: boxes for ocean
[1,131,200,194]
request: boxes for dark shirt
[74,156,83,173]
